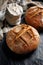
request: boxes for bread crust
[6,24,40,54]
[25,6,43,30]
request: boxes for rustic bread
[25,6,43,30]
[6,24,40,54]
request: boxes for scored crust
[6,24,40,54]
[25,6,43,29]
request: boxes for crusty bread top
[6,24,40,54]
[26,6,43,18]
[25,6,43,28]
[6,24,40,45]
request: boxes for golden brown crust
[6,24,40,54]
[25,6,43,29]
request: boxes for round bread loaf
[25,6,43,30]
[6,24,40,54]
